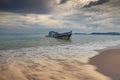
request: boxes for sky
[0,0,120,33]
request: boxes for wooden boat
[46,31,72,40]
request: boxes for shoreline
[89,48,120,80]
[0,59,111,80]
[0,51,111,80]
[0,46,120,80]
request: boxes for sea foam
[0,40,120,63]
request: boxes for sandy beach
[0,59,111,80]
[0,54,111,80]
[0,48,120,80]
[90,48,120,80]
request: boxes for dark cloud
[58,0,68,4]
[83,0,109,8]
[0,0,119,14]
[0,0,52,14]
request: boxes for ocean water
[0,34,120,63]
[0,0,120,63]
[0,34,120,50]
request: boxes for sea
[0,0,120,63]
[0,33,120,63]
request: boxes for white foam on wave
[0,40,120,63]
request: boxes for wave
[0,40,120,63]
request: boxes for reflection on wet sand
[90,49,120,80]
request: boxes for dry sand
[90,49,120,80]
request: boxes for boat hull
[46,31,72,40]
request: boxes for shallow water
[0,34,120,63]
[0,34,120,50]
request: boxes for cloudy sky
[0,0,120,33]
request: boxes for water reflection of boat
[46,31,72,40]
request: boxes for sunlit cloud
[0,0,120,33]
[0,11,92,30]
[0,12,65,28]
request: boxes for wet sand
[0,57,110,80]
[90,49,120,80]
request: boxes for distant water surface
[0,33,120,50]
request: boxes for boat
[46,31,72,40]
